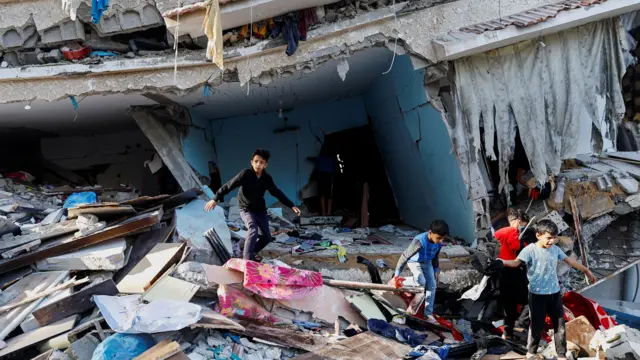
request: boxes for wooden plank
[31,349,54,360]
[141,276,198,302]
[233,323,327,352]
[0,271,69,340]
[68,204,136,220]
[0,277,88,314]
[2,240,41,259]
[113,223,174,284]
[33,279,119,327]
[292,331,410,359]
[134,339,181,360]
[0,266,32,290]
[0,210,162,274]
[117,242,185,294]
[0,316,79,357]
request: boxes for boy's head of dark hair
[252,148,271,162]
[535,219,558,236]
[507,208,528,222]
[430,220,449,236]
[535,219,559,248]
[428,220,449,244]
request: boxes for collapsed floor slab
[0,0,560,103]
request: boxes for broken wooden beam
[233,323,327,352]
[33,279,118,327]
[322,279,424,293]
[0,316,79,357]
[0,277,89,314]
[67,204,136,220]
[134,339,181,360]
[569,196,589,269]
[116,242,185,293]
[0,209,163,274]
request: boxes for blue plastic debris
[63,192,97,209]
[408,344,451,360]
[69,95,79,109]
[91,333,154,360]
[223,333,241,344]
[90,51,117,57]
[91,0,109,24]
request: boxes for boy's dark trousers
[500,267,528,337]
[240,210,272,260]
[527,292,566,356]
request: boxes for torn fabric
[454,17,630,191]
[203,0,224,69]
[224,259,322,300]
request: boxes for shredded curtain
[453,17,631,194]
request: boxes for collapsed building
[2,0,640,358]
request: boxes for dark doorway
[314,125,400,226]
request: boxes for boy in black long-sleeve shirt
[204,149,301,260]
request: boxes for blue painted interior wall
[181,112,217,178]
[364,55,474,241]
[197,97,368,206]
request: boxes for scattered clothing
[217,285,283,323]
[562,291,618,330]
[357,256,382,284]
[213,169,294,212]
[224,258,323,300]
[203,0,224,69]
[271,10,315,56]
[91,0,109,24]
[299,8,317,40]
[517,244,566,295]
[528,292,566,357]
[408,345,451,359]
[367,318,427,347]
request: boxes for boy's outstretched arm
[267,180,301,216]
[205,170,245,211]
[500,259,523,268]
[564,256,596,283]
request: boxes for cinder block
[39,18,85,45]
[0,20,39,50]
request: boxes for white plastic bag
[94,295,202,334]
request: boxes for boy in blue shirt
[501,220,595,360]
[392,220,449,323]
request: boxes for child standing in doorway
[500,220,595,360]
[204,149,301,261]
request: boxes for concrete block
[36,239,127,271]
[73,0,163,36]
[0,20,39,50]
[66,334,100,360]
[39,19,85,46]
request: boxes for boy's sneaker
[425,315,439,324]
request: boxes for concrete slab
[35,238,128,271]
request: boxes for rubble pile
[0,164,636,360]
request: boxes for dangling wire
[246,5,253,96]
[173,0,181,84]
[382,0,398,75]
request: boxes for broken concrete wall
[40,129,161,194]
[210,96,368,205]
[0,0,164,51]
[364,54,474,242]
[64,0,164,36]
[0,0,562,102]
[0,0,84,49]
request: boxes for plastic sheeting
[93,295,202,333]
[452,16,633,194]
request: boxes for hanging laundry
[203,0,224,69]
[299,8,317,41]
[240,19,275,40]
[91,0,109,24]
